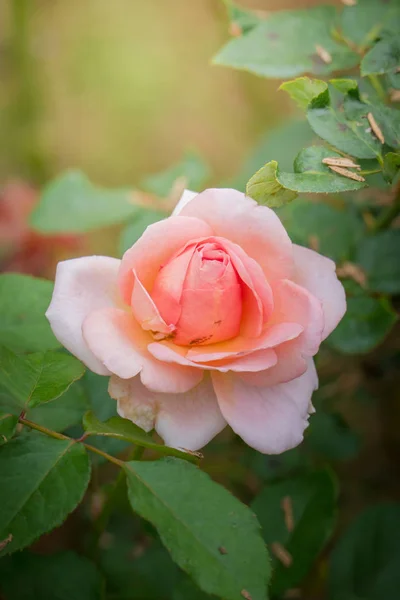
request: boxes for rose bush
[46,188,346,453]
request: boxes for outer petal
[83,307,202,393]
[211,360,318,454]
[118,216,213,302]
[46,256,120,375]
[110,375,226,451]
[172,189,198,215]
[293,244,346,340]
[238,339,307,387]
[177,188,294,281]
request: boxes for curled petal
[211,360,318,454]
[172,189,198,215]
[118,216,213,303]
[293,244,346,340]
[131,269,175,336]
[110,375,226,451]
[177,188,294,281]
[83,308,202,393]
[46,256,120,375]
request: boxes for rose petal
[131,269,175,335]
[110,374,226,451]
[211,359,318,454]
[173,189,198,215]
[177,188,293,281]
[238,339,307,387]
[118,216,213,303]
[293,244,346,340]
[46,256,120,375]
[83,307,202,392]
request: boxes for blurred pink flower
[46,189,346,453]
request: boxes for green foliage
[0,434,90,555]
[357,230,400,294]
[141,152,210,197]
[279,77,327,110]
[252,469,337,596]
[222,0,261,34]
[83,411,200,463]
[0,551,104,600]
[327,288,397,355]
[306,410,361,461]
[0,413,18,446]
[361,34,400,76]
[213,6,358,78]
[124,457,270,600]
[119,208,166,255]
[0,347,85,410]
[30,169,137,233]
[338,0,400,49]
[0,274,59,353]
[246,160,297,208]
[28,382,90,432]
[329,504,400,600]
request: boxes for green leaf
[141,152,210,198]
[383,151,400,183]
[246,160,298,208]
[30,169,137,233]
[0,274,59,353]
[124,457,270,600]
[119,208,166,255]
[0,347,85,410]
[213,6,359,79]
[307,87,383,159]
[329,78,359,95]
[246,148,366,207]
[306,411,361,461]
[222,0,262,34]
[0,413,18,445]
[232,119,316,191]
[329,504,400,600]
[28,381,90,432]
[327,291,397,354]
[0,551,104,600]
[279,77,327,109]
[339,0,400,50]
[361,34,400,76]
[344,98,400,151]
[356,230,400,294]
[277,197,365,263]
[252,469,337,596]
[83,411,200,464]
[0,434,90,555]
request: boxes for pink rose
[46,189,346,453]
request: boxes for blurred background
[1,1,399,599]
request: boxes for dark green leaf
[327,292,397,354]
[329,504,400,600]
[213,6,359,78]
[119,208,166,255]
[252,469,337,596]
[0,413,18,445]
[306,410,361,461]
[173,577,215,600]
[124,457,270,600]
[242,446,309,483]
[339,0,400,50]
[357,230,400,294]
[0,434,90,555]
[83,411,200,464]
[344,98,400,151]
[280,77,327,109]
[307,88,383,159]
[0,551,104,600]
[30,170,137,233]
[277,197,365,262]
[0,274,59,353]
[0,347,85,410]
[232,119,316,191]
[28,381,90,432]
[361,34,400,76]
[383,151,400,183]
[141,152,210,198]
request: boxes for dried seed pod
[367,112,385,144]
[328,165,366,182]
[322,157,361,170]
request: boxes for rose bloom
[46,189,346,453]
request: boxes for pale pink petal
[178,188,294,281]
[269,279,324,356]
[172,189,198,215]
[118,216,213,303]
[293,244,346,340]
[83,308,202,393]
[148,341,278,373]
[46,256,120,375]
[131,269,175,336]
[239,339,307,387]
[211,360,318,454]
[110,375,226,451]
